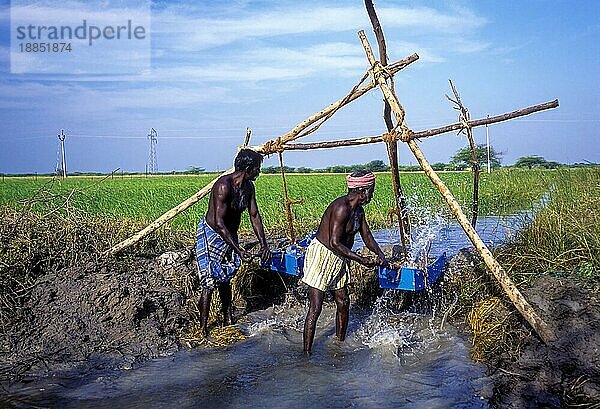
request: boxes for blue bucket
[268,232,314,276]
[378,253,447,291]
[269,246,305,276]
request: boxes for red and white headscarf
[346,172,375,189]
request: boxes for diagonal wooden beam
[358,29,555,344]
[104,168,234,256]
[260,53,419,150]
[359,31,408,127]
[365,0,411,259]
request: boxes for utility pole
[58,129,67,178]
[486,115,491,173]
[147,128,158,174]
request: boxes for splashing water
[3,211,540,408]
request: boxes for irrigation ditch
[0,193,598,407]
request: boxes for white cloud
[147,41,367,83]
[144,3,488,84]
[0,82,232,112]
[152,5,487,51]
[2,2,488,84]
[10,1,149,25]
[446,38,490,54]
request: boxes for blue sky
[1,0,598,174]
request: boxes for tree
[514,155,562,169]
[326,165,353,173]
[365,160,389,172]
[450,144,502,169]
[183,166,206,174]
[261,166,279,174]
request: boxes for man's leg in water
[334,286,350,341]
[217,282,234,325]
[303,287,325,353]
[199,288,213,336]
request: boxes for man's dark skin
[303,183,388,353]
[200,159,270,337]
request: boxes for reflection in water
[5,215,531,408]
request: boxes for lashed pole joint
[358,29,555,344]
[447,79,480,228]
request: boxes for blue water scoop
[378,253,447,291]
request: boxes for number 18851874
[19,43,72,52]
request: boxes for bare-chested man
[301,170,388,353]
[196,149,270,336]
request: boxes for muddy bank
[1,247,599,407]
[490,275,600,408]
[1,257,191,381]
[446,249,600,408]
[0,245,288,384]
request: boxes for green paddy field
[0,168,596,239]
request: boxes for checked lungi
[301,238,350,291]
[196,218,241,290]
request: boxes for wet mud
[490,275,600,408]
[1,247,598,408]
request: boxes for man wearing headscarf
[301,169,388,353]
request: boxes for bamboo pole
[359,31,408,128]
[447,79,480,227]
[244,128,252,146]
[415,100,559,140]
[104,168,234,256]
[278,99,559,152]
[359,30,555,344]
[278,151,304,243]
[408,139,554,343]
[365,0,410,259]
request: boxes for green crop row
[0,169,590,238]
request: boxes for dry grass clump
[0,184,183,328]
[468,297,514,362]
[165,259,285,348]
[463,169,600,362]
[348,262,381,307]
[183,324,248,348]
[563,375,600,409]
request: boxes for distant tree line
[254,146,591,173]
[261,160,392,174]
[4,147,595,177]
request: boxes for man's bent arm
[359,214,386,261]
[248,184,268,248]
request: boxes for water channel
[4,214,531,408]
